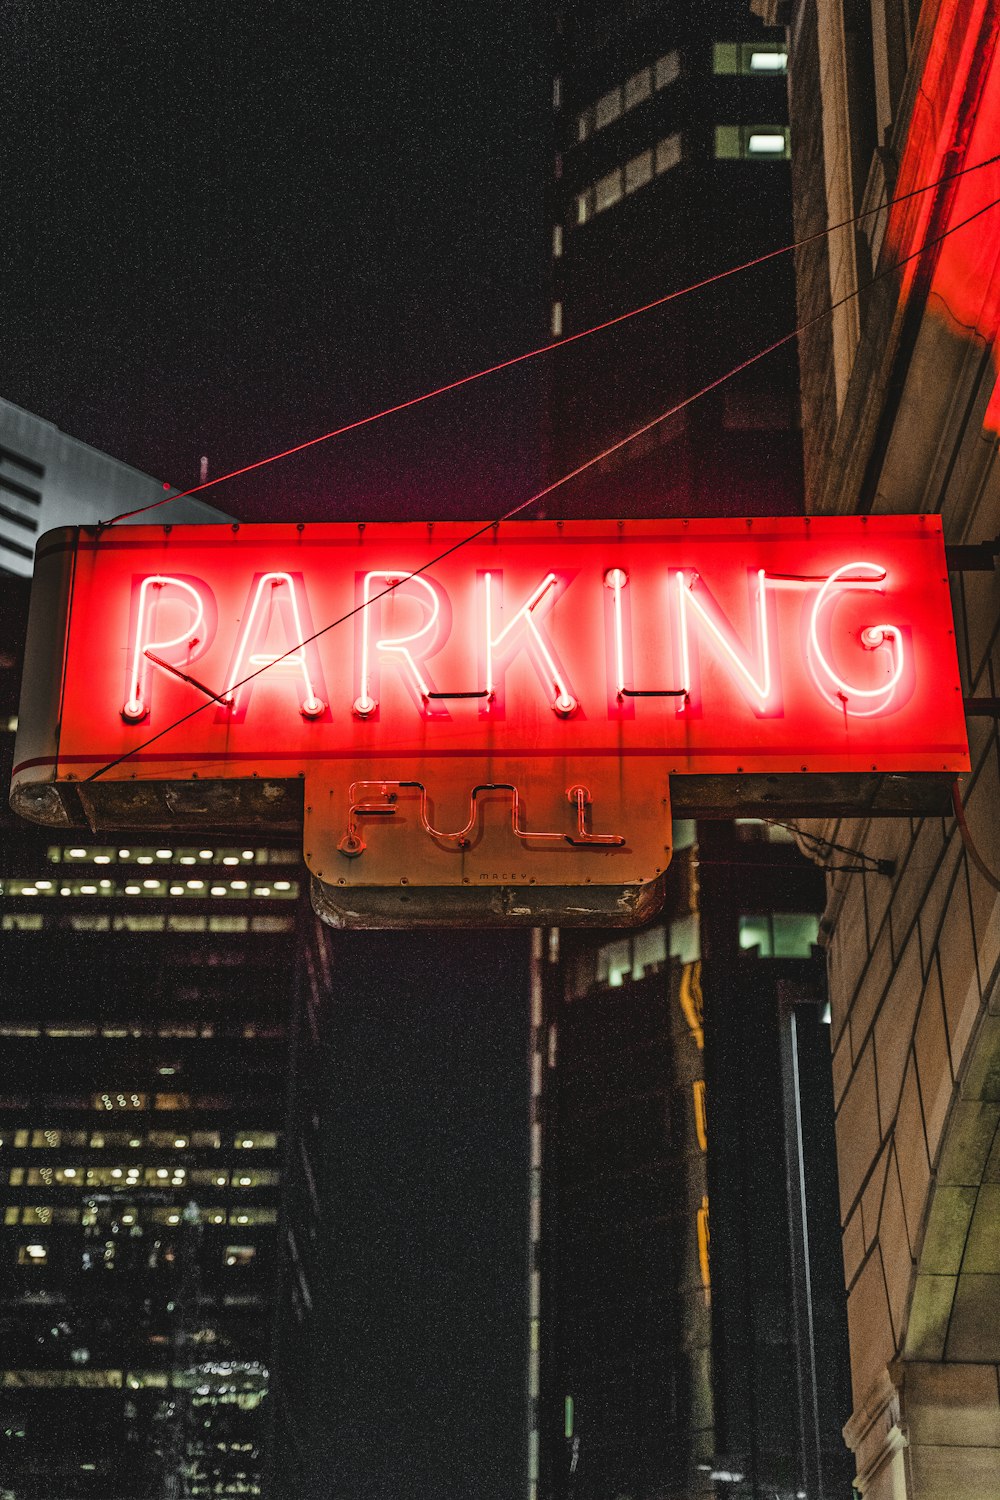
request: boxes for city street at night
[2,4,1000,1499]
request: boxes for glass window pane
[713,43,739,74]
[595,168,623,213]
[624,68,651,111]
[655,51,680,89]
[747,129,789,157]
[595,87,622,130]
[672,819,697,851]
[714,126,741,159]
[738,916,772,955]
[625,149,653,195]
[656,134,682,173]
[597,937,631,987]
[633,925,667,978]
[669,913,701,964]
[772,913,820,957]
[746,44,787,73]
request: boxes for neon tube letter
[808,562,905,716]
[121,575,211,723]
[483,571,577,716]
[353,572,447,718]
[222,572,326,719]
[673,568,780,716]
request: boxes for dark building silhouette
[529,847,714,1499]
[543,1,800,522]
[534,4,854,1497]
[0,424,302,1500]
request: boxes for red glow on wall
[885,0,1000,432]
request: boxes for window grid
[575,133,682,225]
[576,52,680,142]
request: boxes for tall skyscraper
[543,1,799,522]
[0,409,304,1500]
[533,5,854,1497]
[0,398,225,578]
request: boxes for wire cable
[99,150,1000,529]
[952,779,1000,892]
[84,184,1000,784]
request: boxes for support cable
[768,821,895,876]
[952,779,1000,893]
[99,151,1000,529]
[83,187,1000,784]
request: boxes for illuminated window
[93,1092,148,1112]
[669,913,700,964]
[714,124,790,160]
[594,925,670,989]
[552,223,563,258]
[577,52,678,146]
[168,915,207,933]
[23,1205,80,1225]
[713,41,787,74]
[2,1368,124,1388]
[2,913,43,931]
[624,66,651,110]
[232,1170,279,1189]
[734,818,796,843]
[230,1208,277,1226]
[655,51,680,89]
[18,1244,47,1266]
[225,1246,257,1267]
[594,85,622,130]
[624,148,653,194]
[208,915,249,933]
[738,912,820,957]
[235,1132,278,1150]
[551,301,563,338]
[655,134,682,174]
[250,914,294,933]
[595,167,623,213]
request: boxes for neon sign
[11,517,968,926]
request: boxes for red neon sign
[12,517,968,912]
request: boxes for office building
[543,0,800,522]
[0,397,225,579]
[530,820,853,1500]
[0,408,304,1499]
[533,4,855,1496]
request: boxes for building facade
[0,397,225,578]
[544,0,800,522]
[766,0,1000,1494]
[535,3,855,1496]
[0,410,304,1499]
[530,820,854,1500]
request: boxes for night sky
[4,6,546,1497]
[3,1,547,517]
